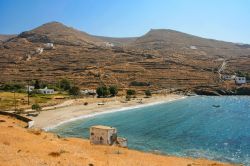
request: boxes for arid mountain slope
[132,29,250,57]
[0,34,16,42]
[0,22,249,93]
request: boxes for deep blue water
[51,96,250,165]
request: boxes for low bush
[126,89,136,96]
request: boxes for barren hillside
[0,22,249,94]
[0,34,16,42]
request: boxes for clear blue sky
[0,0,250,43]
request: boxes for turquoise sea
[51,96,250,165]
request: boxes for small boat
[212,105,220,108]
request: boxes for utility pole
[13,90,17,111]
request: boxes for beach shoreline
[30,94,186,130]
[0,114,235,166]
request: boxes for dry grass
[0,92,69,111]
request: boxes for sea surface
[51,96,250,165]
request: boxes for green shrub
[145,90,152,97]
[96,86,110,97]
[60,79,71,91]
[31,103,41,112]
[69,86,80,96]
[0,83,24,91]
[109,86,118,96]
[34,80,41,89]
[126,89,136,96]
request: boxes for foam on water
[51,96,250,165]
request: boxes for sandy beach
[31,94,186,130]
[0,115,235,166]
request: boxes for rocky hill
[0,22,249,94]
[0,34,16,42]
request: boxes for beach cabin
[235,77,246,85]
[38,87,54,94]
[90,125,117,145]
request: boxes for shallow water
[51,96,250,165]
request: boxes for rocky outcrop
[235,87,250,95]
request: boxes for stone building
[90,125,117,145]
[90,125,128,147]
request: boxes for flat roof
[91,125,116,130]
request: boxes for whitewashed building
[104,42,114,47]
[80,89,96,95]
[26,85,34,92]
[35,47,44,54]
[235,77,246,85]
[38,87,54,94]
[44,43,54,50]
[190,45,197,50]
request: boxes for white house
[235,77,246,85]
[104,42,114,47]
[26,85,34,92]
[35,47,44,54]
[44,43,54,50]
[38,87,54,94]
[190,45,197,50]
[80,89,96,95]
